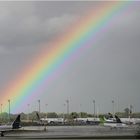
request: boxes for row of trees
[0,108,140,123]
[0,112,93,123]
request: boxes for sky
[0,1,140,114]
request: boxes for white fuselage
[74,117,100,122]
[103,122,127,128]
[0,125,12,131]
[120,118,140,124]
[40,118,64,124]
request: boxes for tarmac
[1,125,140,139]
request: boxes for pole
[66,100,69,115]
[63,104,66,122]
[27,104,30,122]
[112,100,114,115]
[79,104,82,118]
[130,105,133,118]
[93,100,95,119]
[0,104,2,121]
[0,104,2,114]
[8,99,10,122]
[38,100,40,113]
[45,104,48,118]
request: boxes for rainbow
[1,1,131,113]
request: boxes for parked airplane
[106,112,140,125]
[36,112,64,125]
[74,117,100,125]
[104,112,116,123]
[0,114,21,137]
[99,114,127,128]
[120,117,140,125]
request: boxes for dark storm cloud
[0,1,82,52]
[0,1,140,113]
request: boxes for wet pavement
[0,125,140,139]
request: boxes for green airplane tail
[99,115,106,124]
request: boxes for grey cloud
[0,1,78,51]
[0,1,140,113]
[0,46,10,54]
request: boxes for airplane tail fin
[12,115,21,129]
[36,112,44,125]
[99,115,106,124]
[115,115,122,123]
[108,112,114,119]
[36,112,40,121]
